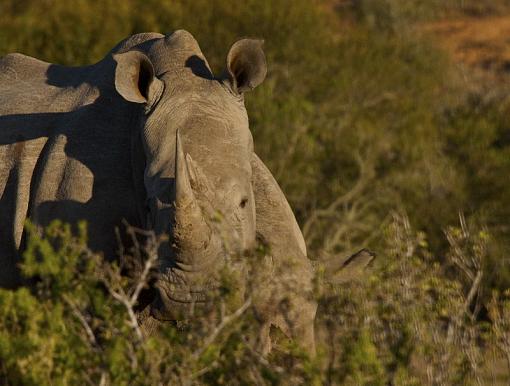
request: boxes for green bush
[0,216,508,384]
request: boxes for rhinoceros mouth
[157,281,209,304]
[151,279,216,321]
[154,268,218,302]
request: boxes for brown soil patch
[424,15,510,75]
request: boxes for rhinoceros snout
[150,271,214,321]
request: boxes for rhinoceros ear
[319,249,376,284]
[251,153,307,256]
[224,39,267,94]
[113,51,163,105]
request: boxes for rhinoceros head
[112,30,266,319]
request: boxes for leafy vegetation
[0,0,509,384]
[1,216,508,384]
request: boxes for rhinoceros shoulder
[0,54,57,114]
[251,153,307,257]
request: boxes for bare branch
[102,238,158,342]
[129,236,158,305]
[241,336,285,374]
[190,361,219,380]
[107,286,144,342]
[192,297,252,360]
[276,123,309,180]
[446,269,483,345]
[62,294,99,350]
[303,152,374,240]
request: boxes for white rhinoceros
[0,30,372,354]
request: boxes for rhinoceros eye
[239,197,249,209]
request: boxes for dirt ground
[424,14,510,77]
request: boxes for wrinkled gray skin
[0,30,318,353]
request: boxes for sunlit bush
[0,217,507,384]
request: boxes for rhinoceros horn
[173,130,221,271]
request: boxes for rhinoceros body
[0,31,317,352]
[0,45,144,286]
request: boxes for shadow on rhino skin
[0,56,146,270]
[184,55,214,80]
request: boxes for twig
[99,373,107,386]
[192,297,252,359]
[62,294,99,350]
[129,242,158,305]
[446,267,483,344]
[303,152,373,239]
[103,235,159,343]
[241,336,285,374]
[276,123,309,180]
[108,287,144,342]
[190,361,219,379]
